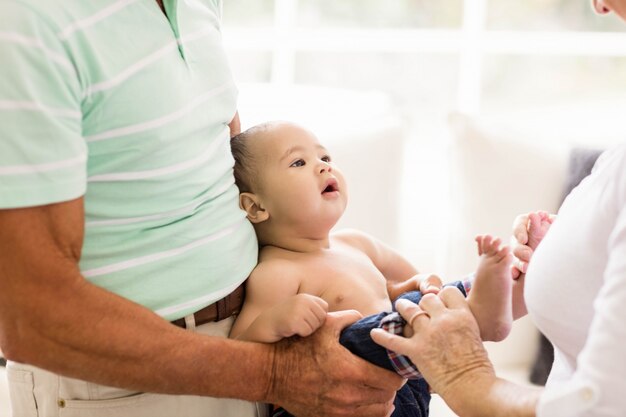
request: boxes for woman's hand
[370,288,497,416]
[511,211,556,279]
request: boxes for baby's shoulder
[332,228,378,255]
[250,246,305,282]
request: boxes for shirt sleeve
[0,2,86,209]
[538,194,626,416]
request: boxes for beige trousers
[6,316,269,417]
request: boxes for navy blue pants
[273,281,467,417]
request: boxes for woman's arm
[371,287,541,417]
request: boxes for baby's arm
[229,261,328,343]
[334,229,442,301]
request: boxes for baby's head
[230,121,348,242]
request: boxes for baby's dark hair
[230,123,272,193]
[230,130,255,193]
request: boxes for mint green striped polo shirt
[0,0,258,320]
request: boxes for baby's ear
[239,192,269,223]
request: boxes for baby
[229,121,515,417]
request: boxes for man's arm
[0,198,402,417]
[0,197,273,398]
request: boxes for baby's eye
[290,159,305,167]
[321,155,331,163]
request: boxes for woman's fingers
[370,328,414,356]
[396,299,431,330]
[512,213,530,245]
[437,286,470,309]
[418,293,446,316]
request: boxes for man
[0,1,401,416]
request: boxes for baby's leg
[468,235,513,342]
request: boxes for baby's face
[251,122,348,230]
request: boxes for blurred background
[222,0,626,415]
[2,1,626,416]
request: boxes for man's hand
[268,310,402,417]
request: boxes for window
[223,0,626,116]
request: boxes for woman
[371,2,626,416]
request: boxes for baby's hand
[387,273,443,300]
[418,273,443,295]
[271,294,329,339]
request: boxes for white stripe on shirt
[58,0,140,40]
[0,100,81,118]
[82,27,214,99]
[0,32,74,72]
[84,83,231,142]
[0,153,86,176]
[85,181,233,227]
[87,136,224,182]
[82,221,242,278]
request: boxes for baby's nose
[319,163,332,174]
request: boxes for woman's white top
[526,143,626,417]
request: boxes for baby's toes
[480,235,493,254]
[487,238,502,256]
[475,235,484,256]
[497,246,512,263]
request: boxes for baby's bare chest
[297,250,392,315]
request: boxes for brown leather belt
[171,283,245,329]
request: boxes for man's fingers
[353,396,396,417]
[327,309,364,333]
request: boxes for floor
[0,364,534,417]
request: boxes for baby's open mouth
[322,179,339,194]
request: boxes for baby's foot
[527,211,553,250]
[468,235,513,342]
